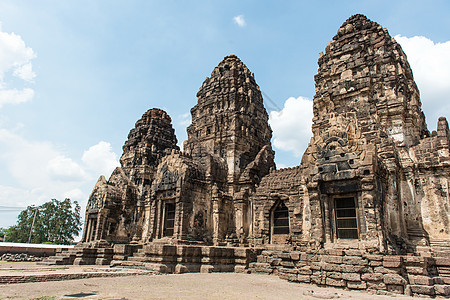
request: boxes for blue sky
[0,0,449,228]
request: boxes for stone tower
[120,108,179,191]
[299,14,433,248]
[83,108,179,243]
[184,54,274,184]
[312,14,428,148]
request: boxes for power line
[0,206,27,211]
[0,206,26,213]
[261,91,281,111]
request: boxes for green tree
[0,227,7,240]
[6,199,82,245]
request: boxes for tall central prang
[184,54,273,184]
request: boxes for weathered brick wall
[250,167,306,246]
[250,249,450,297]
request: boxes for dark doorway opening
[273,202,289,235]
[334,197,358,239]
[163,203,175,237]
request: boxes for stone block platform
[110,243,259,274]
[0,261,152,284]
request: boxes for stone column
[155,200,162,239]
[323,195,332,242]
[141,202,151,242]
[307,181,323,248]
[85,219,92,242]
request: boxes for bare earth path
[0,271,427,300]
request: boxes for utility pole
[28,207,38,244]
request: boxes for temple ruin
[46,15,450,297]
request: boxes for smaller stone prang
[120,108,179,186]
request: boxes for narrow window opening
[335,197,358,239]
[273,202,290,235]
[108,222,116,235]
[90,219,97,241]
[164,203,176,237]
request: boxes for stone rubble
[1,253,42,262]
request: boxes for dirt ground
[0,262,426,300]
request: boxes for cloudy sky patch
[233,15,246,27]
[395,35,450,128]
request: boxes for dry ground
[0,262,426,300]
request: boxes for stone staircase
[38,248,77,265]
[110,243,260,274]
[40,244,114,266]
[430,239,450,285]
[430,239,450,257]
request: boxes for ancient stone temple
[47,14,450,297]
[83,54,275,247]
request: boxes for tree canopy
[3,198,82,245]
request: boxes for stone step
[110,260,174,273]
[430,239,450,244]
[433,248,450,252]
[37,260,59,265]
[434,252,450,259]
[436,267,450,275]
[264,244,291,251]
[248,262,272,274]
[127,256,176,263]
[131,252,146,257]
[111,260,145,267]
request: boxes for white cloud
[82,141,119,176]
[0,128,91,226]
[269,96,313,157]
[395,35,450,128]
[47,156,88,182]
[0,128,119,227]
[0,185,32,227]
[13,63,35,82]
[179,112,191,127]
[233,15,246,27]
[0,185,32,209]
[0,23,36,107]
[0,88,34,108]
[63,188,86,203]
